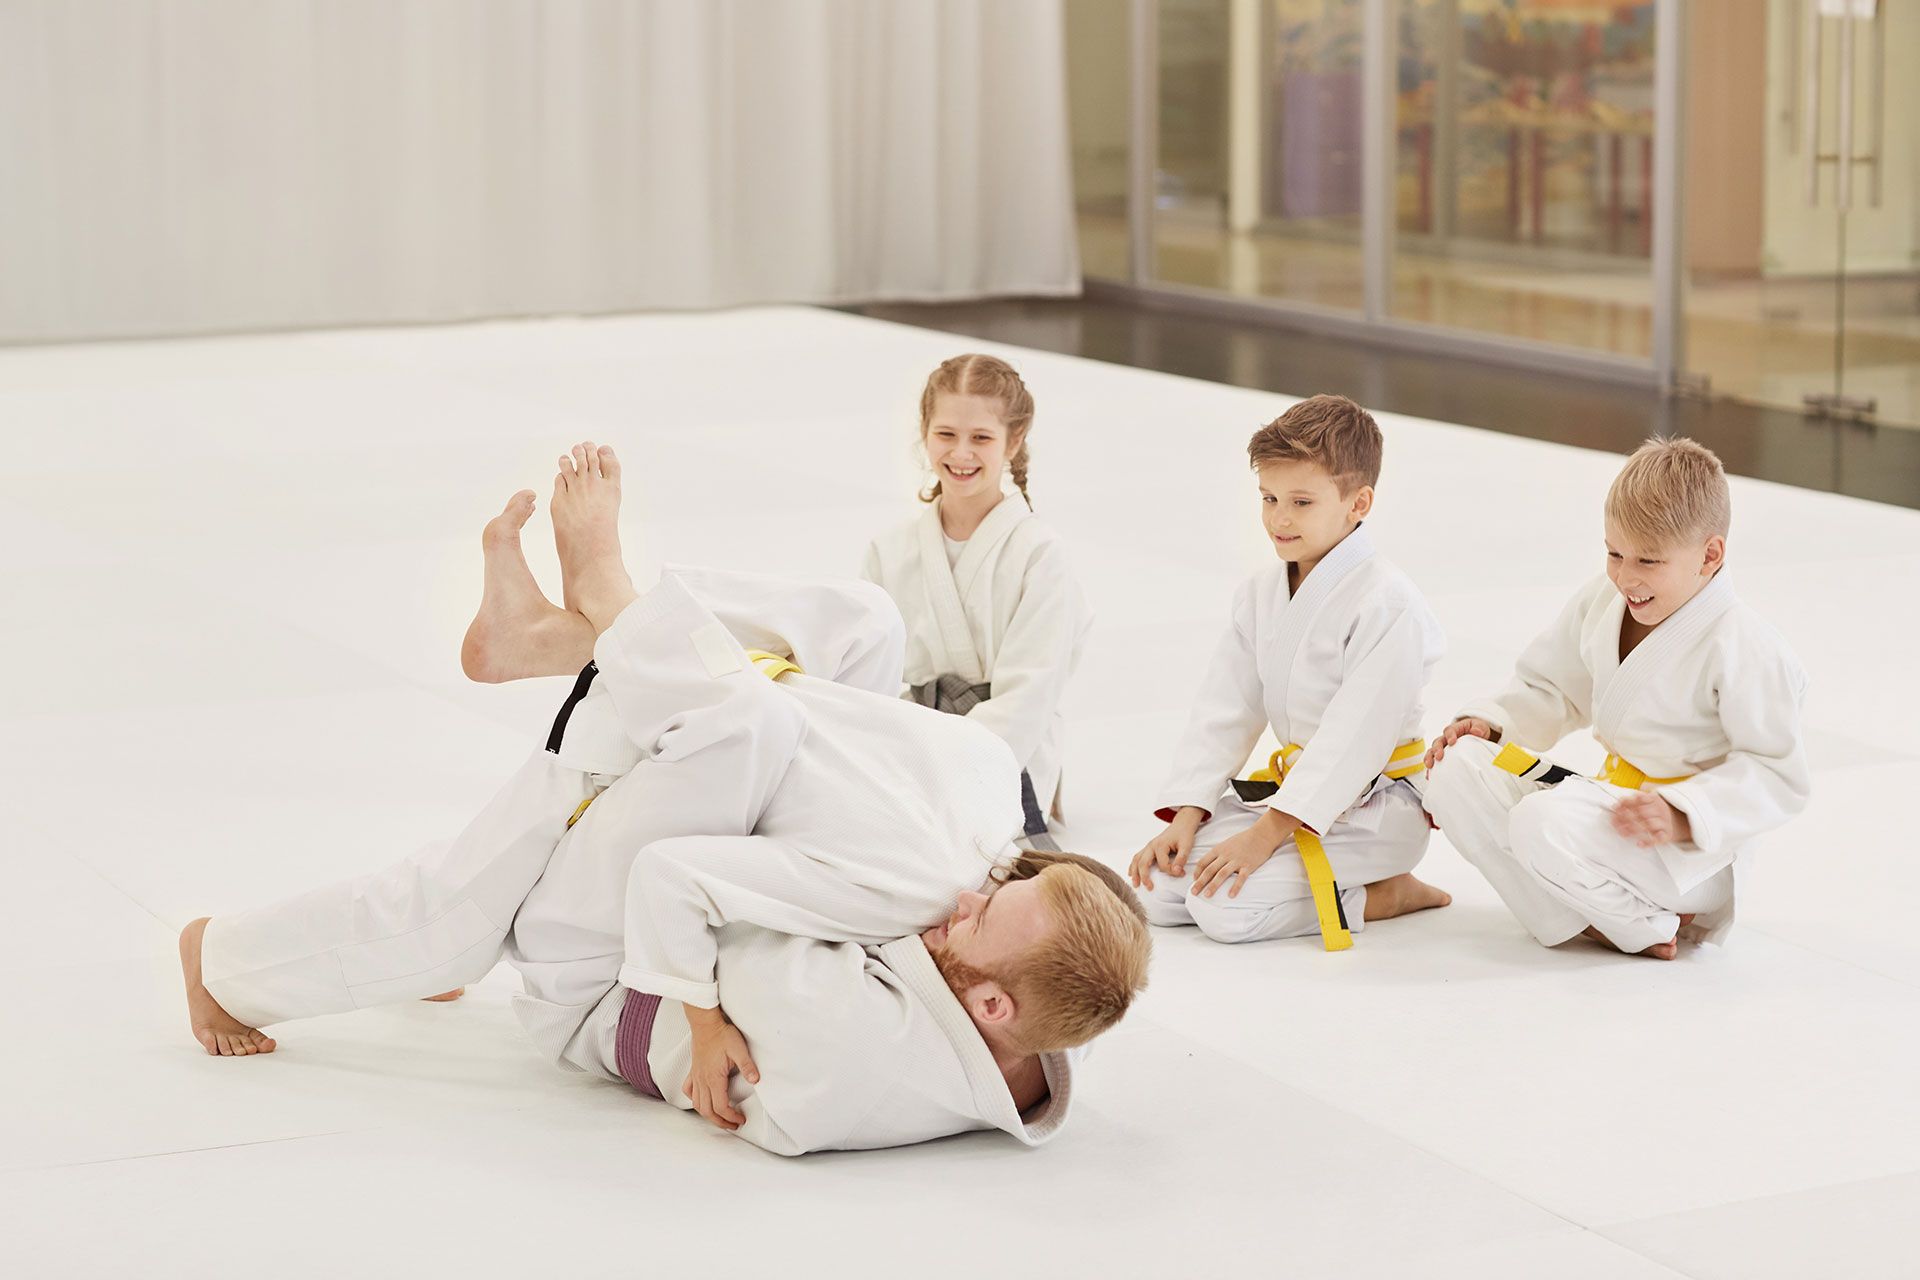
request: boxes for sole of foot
[422,988,465,1002]
[461,490,556,683]
[179,918,277,1056]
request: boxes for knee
[1185,895,1265,945]
[1424,735,1498,807]
[1138,888,1194,929]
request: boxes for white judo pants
[1422,736,1733,953]
[1137,781,1431,944]
[199,567,904,1036]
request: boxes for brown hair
[1606,436,1731,546]
[987,851,1151,1053]
[917,353,1037,510]
[1246,394,1383,494]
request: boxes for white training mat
[2,306,1915,1278]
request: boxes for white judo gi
[1141,526,1445,942]
[197,568,1070,1155]
[1423,571,1810,951]
[863,496,1091,839]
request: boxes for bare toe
[597,445,620,482]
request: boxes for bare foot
[422,988,465,1002]
[1362,873,1452,921]
[551,442,636,632]
[460,490,596,682]
[179,918,276,1057]
[1581,920,1690,961]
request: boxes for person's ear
[968,982,1016,1028]
[1349,484,1374,522]
[1701,535,1726,575]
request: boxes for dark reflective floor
[843,296,1920,512]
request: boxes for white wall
[0,0,1081,345]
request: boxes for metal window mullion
[1650,0,1687,392]
[1128,0,1159,286]
[1360,0,1393,323]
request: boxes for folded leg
[1424,735,1587,946]
[1512,784,1734,953]
[1184,786,1431,944]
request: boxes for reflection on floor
[1078,213,1920,428]
[3,306,1916,1277]
[852,294,1920,511]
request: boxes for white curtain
[0,0,1081,344]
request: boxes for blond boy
[1424,438,1810,958]
[1129,396,1450,947]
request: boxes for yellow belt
[566,647,803,830]
[1597,753,1688,790]
[1241,737,1427,952]
[1493,742,1687,792]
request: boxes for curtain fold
[0,0,1080,343]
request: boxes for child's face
[1604,519,1726,627]
[1258,459,1371,567]
[925,393,1014,500]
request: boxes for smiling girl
[862,354,1091,851]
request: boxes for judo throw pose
[179,443,1151,1155]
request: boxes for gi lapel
[879,936,1043,1144]
[1593,570,1736,744]
[1265,523,1376,743]
[918,496,1029,683]
[916,504,981,682]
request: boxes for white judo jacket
[863,496,1090,819]
[1459,570,1810,932]
[1155,525,1445,835]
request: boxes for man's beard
[929,943,995,1004]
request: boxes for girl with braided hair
[862,354,1091,852]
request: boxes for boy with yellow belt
[1423,438,1810,959]
[1129,396,1451,947]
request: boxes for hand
[1129,809,1204,890]
[1611,791,1690,848]
[1425,717,1495,771]
[681,1006,759,1132]
[1189,818,1289,899]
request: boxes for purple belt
[614,990,664,1100]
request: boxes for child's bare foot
[1580,918,1693,961]
[551,442,636,631]
[179,918,276,1056]
[1362,873,1451,921]
[422,988,465,1002]
[460,490,596,682]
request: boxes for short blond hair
[990,853,1150,1053]
[1606,437,1731,546]
[1247,394,1383,494]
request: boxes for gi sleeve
[1153,579,1270,821]
[1656,637,1811,854]
[1461,580,1598,749]
[1270,603,1430,834]
[618,836,949,1009]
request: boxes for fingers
[1226,865,1250,899]
[1192,856,1223,899]
[736,1046,760,1088]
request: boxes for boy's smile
[1604,518,1725,628]
[1257,458,1371,581]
